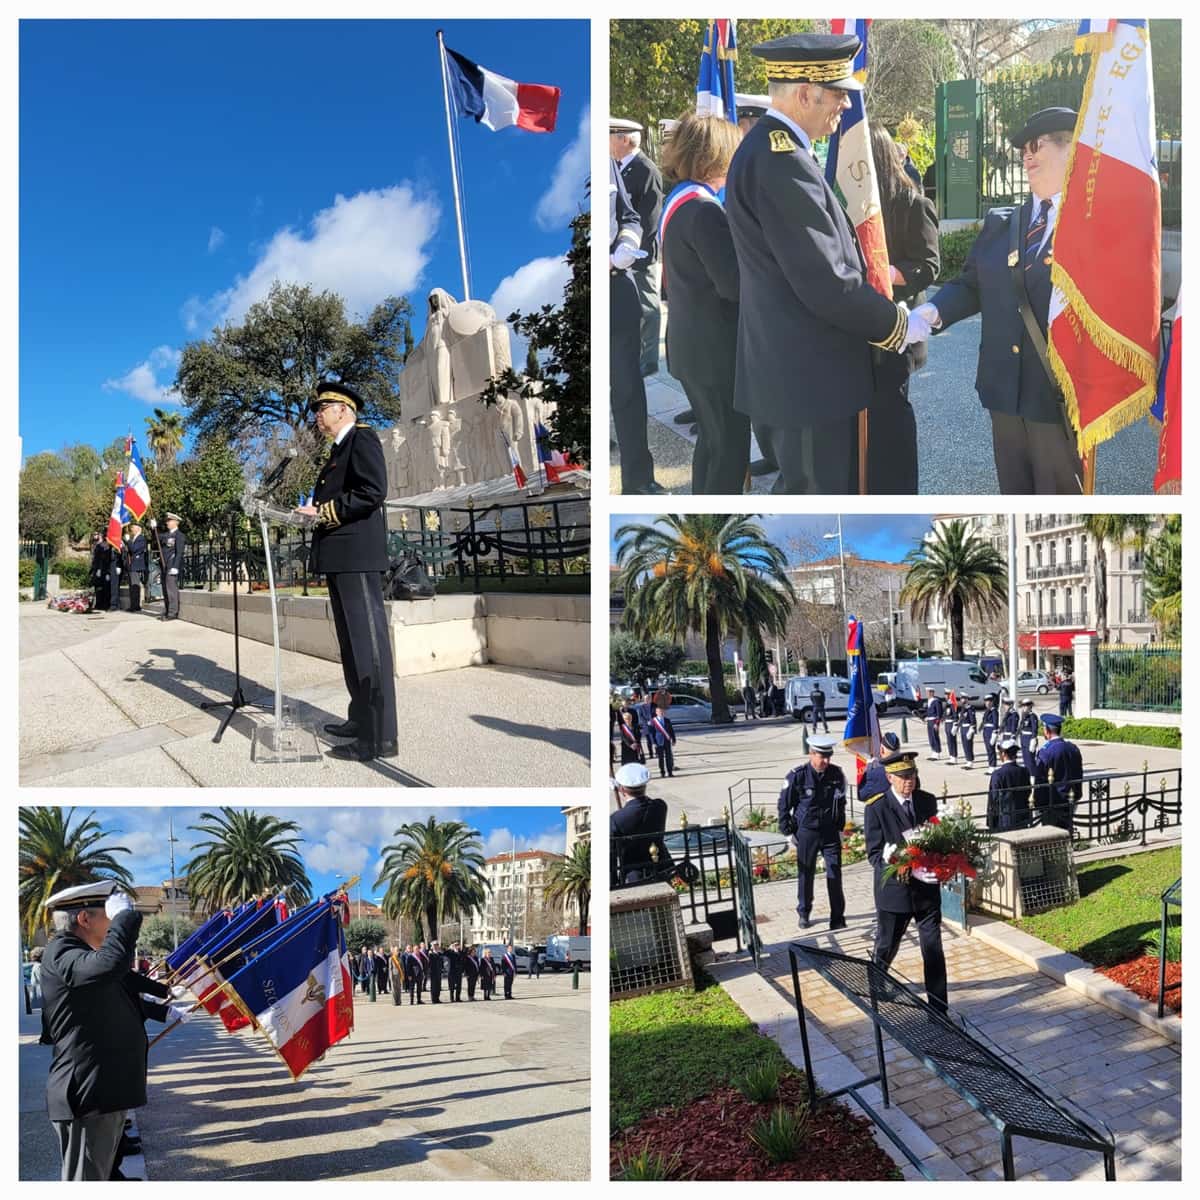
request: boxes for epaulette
[862,792,885,805]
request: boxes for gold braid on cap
[317,389,357,410]
[870,304,908,353]
[766,57,855,83]
[884,758,917,775]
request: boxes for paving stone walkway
[717,864,1181,1181]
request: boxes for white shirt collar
[764,108,813,154]
[619,150,639,170]
[1031,191,1062,252]
[334,422,355,446]
[890,786,912,814]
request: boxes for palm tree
[1081,515,1154,643]
[184,808,312,911]
[145,408,185,466]
[1143,514,1181,639]
[900,520,1007,661]
[19,808,134,941]
[614,515,795,724]
[374,817,490,943]
[544,841,590,935]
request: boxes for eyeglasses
[1022,136,1067,156]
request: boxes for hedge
[1061,717,1180,750]
[18,558,36,587]
[936,224,982,284]
[51,559,92,589]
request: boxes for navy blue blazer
[930,198,1063,423]
[725,115,901,430]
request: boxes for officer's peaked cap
[312,380,363,413]
[751,33,863,90]
[45,879,120,912]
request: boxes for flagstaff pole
[436,28,471,300]
[1007,515,1018,702]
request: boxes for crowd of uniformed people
[349,942,523,1004]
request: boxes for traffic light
[765,649,775,664]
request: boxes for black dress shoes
[673,409,696,424]
[323,721,359,738]
[327,739,399,762]
[749,458,777,476]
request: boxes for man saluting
[296,382,398,762]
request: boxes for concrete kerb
[967,916,1182,1046]
[706,956,971,1181]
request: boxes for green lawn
[610,971,792,1131]
[1013,845,1181,966]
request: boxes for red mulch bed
[610,1074,900,1181]
[1097,954,1182,1015]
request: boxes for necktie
[1025,198,1052,269]
[903,798,915,827]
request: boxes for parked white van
[784,675,851,724]
[893,660,992,709]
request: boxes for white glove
[900,306,932,351]
[105,890,133,918]
[168,1003,194,1024]
[788,834,800,849]
[913,301,941,330]
[883,842,897,862]
[169,568,178,576]
[170,984,190,1000]
[913,867,940,885]
[610,243,646,271]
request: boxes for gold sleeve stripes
[869,304,908,353]
[318,500,341,528]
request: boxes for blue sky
[70,806,570,908]
[609,514,938,566]
[19,19,589,458]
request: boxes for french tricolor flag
[123,436,150,520]
[106,474,126,550]
[501,431,528,489]
[444,47,559,134]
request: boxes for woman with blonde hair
[659,112,748,494]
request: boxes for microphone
[258,447,299,494]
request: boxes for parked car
[999,670,1054,697]
[873,674,896,713]
[666,694,713,724]
[784,675,851,723]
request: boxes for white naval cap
[1000,736,1018,751]
[45,879,120,911]
[609,117,643,133]
[615,762,651,787]
[808,734,837,754]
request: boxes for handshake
[898,302,941,353]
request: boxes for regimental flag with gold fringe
[1152,286,1181,494]
[1047,19,1161,455]
[697,19,738,122]
[841,615,881,768]
[825,19,891,299]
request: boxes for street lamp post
[823,515,848,628]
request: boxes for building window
[1036,542,1044,567]
[1081,587,1087,619]
[1050,589,1057,618]
[1049,540,1057,567]
[1080,534,1087,560]
[1025,592,1032,620]
[1064,536,1072,565]
[1037,591,1043,623]
[1065,587,1072,621]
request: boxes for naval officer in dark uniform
[917,107,1084,494]
[777,735,847,930]
[611,118,665,377]
[987,736,1032,831]
[610,762,669,884]
[863,751,949,1012]
[724,33,931,494]
[296,382,398,761]
[1017,699,1040,777]
[161,513,186,619]
[126,524,148,613]
[39,881,149,1180]
[981,693,1000,773]
[1034,712,1084,831]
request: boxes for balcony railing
[1025,558,1089,581]
[1126,610,1150,623]
[1033,612,1089,628]
[1024,514,1084,533]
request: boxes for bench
[787,943,1116,1181]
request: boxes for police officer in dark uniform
[918,108,1084,494]
[39,881,149,1180]
[611,117,664,377]
[126,524,148,613]
[809,682,829,733]
[777,735,847,930]
[863,751,949,1012]
[923,688,944,759]
[161,513,186,620]
[610,156,662,495]
[610,763,669,884]
[1034,712,1083,831]
[981,693,1000,773]
[297,382,398,761]
[724,33,930,494]
[1058,668,1075,717]
[1018,699,1040,777]
[987,736,1032,831]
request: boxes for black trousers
[961,728,975,763]
[874,906,948,1011]
[128,571,144,612]
[632,264,662,377]
[503,971,514,999]
[678,371,749,495]
[448,974,461,1001]
[925,719,941,754]
[611,269,655,492]
[327,571,398,746]
[466,974,477,999]
[655,742,674,777]
[984,730,998,768]
[989,410,1084,494]
[809,704,828,733]
[768,418,857,494]
[751,420,778,469]
[794,829,845,923]
[164,570,180,617]
[867,357,919,494]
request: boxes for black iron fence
[173,497,589,597]
[729,766,1181,848]
[1097,642,1181,711]
[611,818,741,948]
[18,540,51,600]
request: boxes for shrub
[1062,718,1180,750]
[616,1148,682,1181]
[749,1105,810,1163]
[735,1059,783,1103]
[936,224,982,283]
[1142,923,1182,964]
[18,558,37,587]
[51,558,92,589]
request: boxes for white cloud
[304,827,371,877]
[489,254,570,321]
[207,226,226,253]
[535,104,590,231]
[481,826,565,859]
[182,186,440,333]
[102,344,182,406]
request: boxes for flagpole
[436,28,471,300]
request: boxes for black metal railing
[611,818,741,948]
[1157,878,1181,1018]
[1025,515,1083,532]
[1097,643,1181,711]
[1026,559,1088,581]
[18,539,52,600]
[1126,609,1150,624]
[1035,612,1089,628]
[729,767,1181,848]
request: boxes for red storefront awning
[1017,630,1095,651]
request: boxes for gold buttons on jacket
[1011,345,1020,354]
